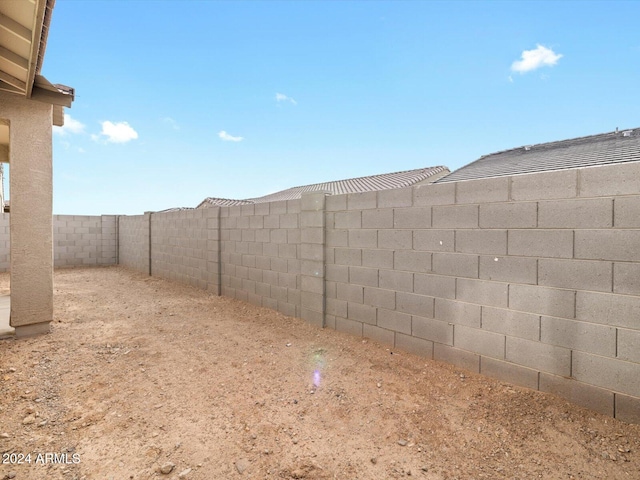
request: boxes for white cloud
[161,117,180,130]
[218,130,243,142]
[275,92,297,105]
[511,45,563,74]
[96,121,139,143]
[54,114,85,135]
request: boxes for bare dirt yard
[1,267,639,480]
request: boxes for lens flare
[310,349,327,389]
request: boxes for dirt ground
[0,267,639,480]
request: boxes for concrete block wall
[151,208,219,293]
[0,214,117,271]
[111,161,640,424]
[118,214,150,274]
[219,200,302,317]
[53,215,118,267]
[323,162,640,424]
[0,213,9,271]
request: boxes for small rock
[0,433,10,439]
[397,439,408,446]
[421,466,429,472]
[370,457,378,464]
[7,471,17,479]
[8,368,16,373]
[22,414,36,425]
[292,438,298,444]
[159,462,175,474]
[376,383,382,388]
[178,468,192,478]
[286,343,292,347]
[25,406,36,414]
[235,458,249,474]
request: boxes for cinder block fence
[114,161,640,424]
[0,214,117,270]
[1,162,639,424]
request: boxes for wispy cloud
[275,92,297,105]
[218,130,244,142]
[511,45,562,74]
[93,121,139,144]
[54,114,85,135]
[161,116,180,130]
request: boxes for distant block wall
[118,214,150,273]
[0,213,9,272]
[0,214,117,271]
[220,200,302,317]
[113,161,640,424]
[151,208,219,293]
[53,215,118,267]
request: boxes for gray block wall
[220,200,302,317]
[0,213,8,271]
[53,215,118,267]
[0,214,117,271]
[321,162,640,424]
[151,208,219,293]
[118,214,150,274]
[111,161,640,424]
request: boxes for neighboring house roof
[197,166,449,208]
[0,0,73,126]
[437,128,640,183]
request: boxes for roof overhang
[0,0,73,127]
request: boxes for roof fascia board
[30,85,72,107]
[26,0,47,98]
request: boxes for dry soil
[0,266,639,480]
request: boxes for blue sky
[37,0,640,215]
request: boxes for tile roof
[155,207,195,213]
[437,128,640,183]
[197,166,449,208]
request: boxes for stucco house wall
[0,90,55,336]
